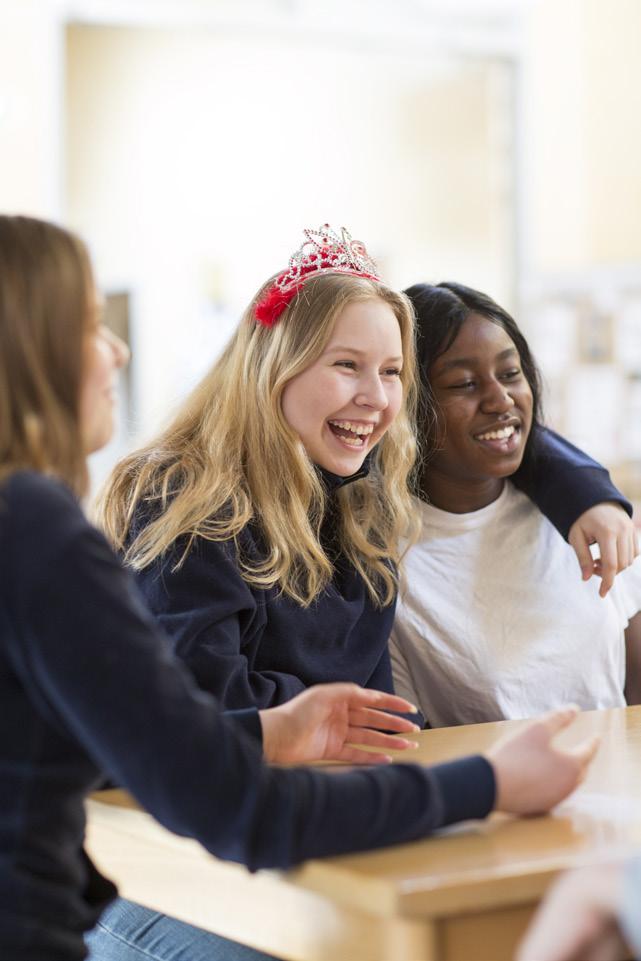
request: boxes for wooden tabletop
[86,706,641,961]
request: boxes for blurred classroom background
[1,0,640,507]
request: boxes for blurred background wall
[0,0,639,501]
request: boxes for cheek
[434,402,472,451]
[518,387,535,423]
[281,374,321,433]
[86,341,112,392]
[387,381,404,419]
[279,384,299,432]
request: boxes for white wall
[65,23,514,442]
[519,0,641,487]
[0,0,63,216]
[522,0,641,273]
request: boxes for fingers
[596,532,618,597]
[348,687,419,716]
[335,746,393,765]
[617,530,634,570]
[345,726,419,752]
[568,504,639,597]
[595,522,638,596]
[348,707,420,733]
[568,526,594,581]
[537,705,579,739]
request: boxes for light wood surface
[86,706,641,961]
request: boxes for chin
[321,455,366,477]
[495,456,525,478]
[87,423,115,455]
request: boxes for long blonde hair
[100,272,419,606]
[0,216,92,496]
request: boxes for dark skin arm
[624,611,641,705]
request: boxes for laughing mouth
[475,425,517,441]
[328,419,375,448]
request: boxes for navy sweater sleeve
[134,534,307,708]
[513,426,632,540]
[3,473,495,870]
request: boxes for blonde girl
[100,227,421,708]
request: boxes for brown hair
[0,215,93,496]
[100,272,419,607]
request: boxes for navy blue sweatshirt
[0,471,496,961]
[512,427,630,536]
[131,427,632,712]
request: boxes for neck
[419,465,505,513]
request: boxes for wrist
[259,707,283,763]
[484,752,504,811]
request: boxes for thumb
[568,527,594,580]
[569,734,601,775]
[539,705,579,739]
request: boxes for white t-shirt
[390,483,641,727]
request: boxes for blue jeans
[86,898,280,961]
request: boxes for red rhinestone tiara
[254,224,381,327]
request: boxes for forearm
[250,754,495,870]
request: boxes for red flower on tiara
[254,224,381,327]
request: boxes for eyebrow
[325,345,403,363]
[436,346,518,372]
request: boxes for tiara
[254,224,381,327]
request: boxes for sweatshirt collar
[316,453,372,492]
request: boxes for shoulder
[132,508,259,592]
[0,470,84,539]
[0,469,115,577]
[2,467,75,504]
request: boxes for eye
[334,360,357,370]
[500,368,522,381]
[448,379,476,390]
[382,366,402,377]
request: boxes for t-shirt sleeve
[2,473,496,870]
[134,531,307,709]
[512,426,633,540]
[609,555,641,628]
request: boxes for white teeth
[476,425,516,441]
[328,420,375,436]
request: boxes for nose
[106,328,130,370]
[354,372,389,410]
[480,378,514,414]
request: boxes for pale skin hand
[568,503,639,599]
[259,684,421,765]
[516,861,628,961]
[487,708,600,815]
